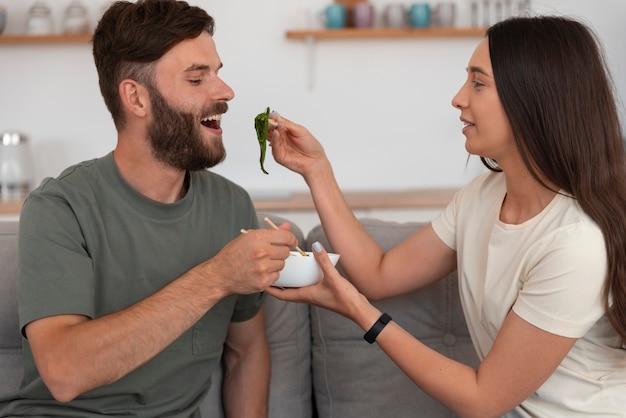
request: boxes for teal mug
[319,3,346,29]
[0,6,6,35]
[409,3,431,28]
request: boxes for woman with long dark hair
[267,16,626,417]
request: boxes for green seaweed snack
[254,107,271,174]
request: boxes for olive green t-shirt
[2,152,264,417]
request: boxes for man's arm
[25,228,293,403]
[25,270,230,403]
[221,308,270,418]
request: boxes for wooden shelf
[0,189,458,216]
[286,27,486,41]
[0,33,92,45]
[0,199,23,215]
[253,188,458,212]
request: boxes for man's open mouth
[201,114,222,129]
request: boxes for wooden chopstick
[240,227,298,256]
[263,217,308,256]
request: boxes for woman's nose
[451,84,467,109]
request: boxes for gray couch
[0,214,479,417]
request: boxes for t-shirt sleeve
[231,292,267,323]
[18,189,96,336]
[512,222,607,338]
[431,189,462,251]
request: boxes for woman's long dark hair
[486,16,626,342]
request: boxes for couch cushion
[306,218,479,418]
[0,221,23,397]
[200,213,313,418]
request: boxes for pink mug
[352,3,375,28]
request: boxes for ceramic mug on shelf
[432,2,456,27]
[383,3,407,28]
[319,3,346,29]
[0,5,6,35]
[352,2,375,28]
[409,3,431,28]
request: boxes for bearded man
[0,1,296,417]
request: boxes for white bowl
[273,251,340,288]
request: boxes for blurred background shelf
[0,188,458,216]
[0,34,92,45]
[0,199,23,215]
[285,27,487,40]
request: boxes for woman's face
[451,38,515,163]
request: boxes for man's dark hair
[93,0,215,129]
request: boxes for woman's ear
[119,79,149,119]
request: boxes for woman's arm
[376,309,575,417]
[269,116,455,298]
[266,245,576,418]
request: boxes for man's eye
[189,79,201,85]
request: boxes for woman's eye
[471,79,485,88]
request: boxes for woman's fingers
[312,241,334,274]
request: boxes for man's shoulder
[36,155,108,194]
[23,155,112,219]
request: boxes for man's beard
[146,85,227,171]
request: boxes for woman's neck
[499,169,558,225]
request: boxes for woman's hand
[265,241,371,322]
[267,112,329,179]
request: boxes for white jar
[0,132,34,201]
[26,1,53,35]
[63,0,89,34]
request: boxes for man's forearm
[26,269,228,402]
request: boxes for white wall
[1,0,624,197]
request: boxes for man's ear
[119,79,149,118]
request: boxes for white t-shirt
[432,172,626,417]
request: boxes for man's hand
[194,228,298,296]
